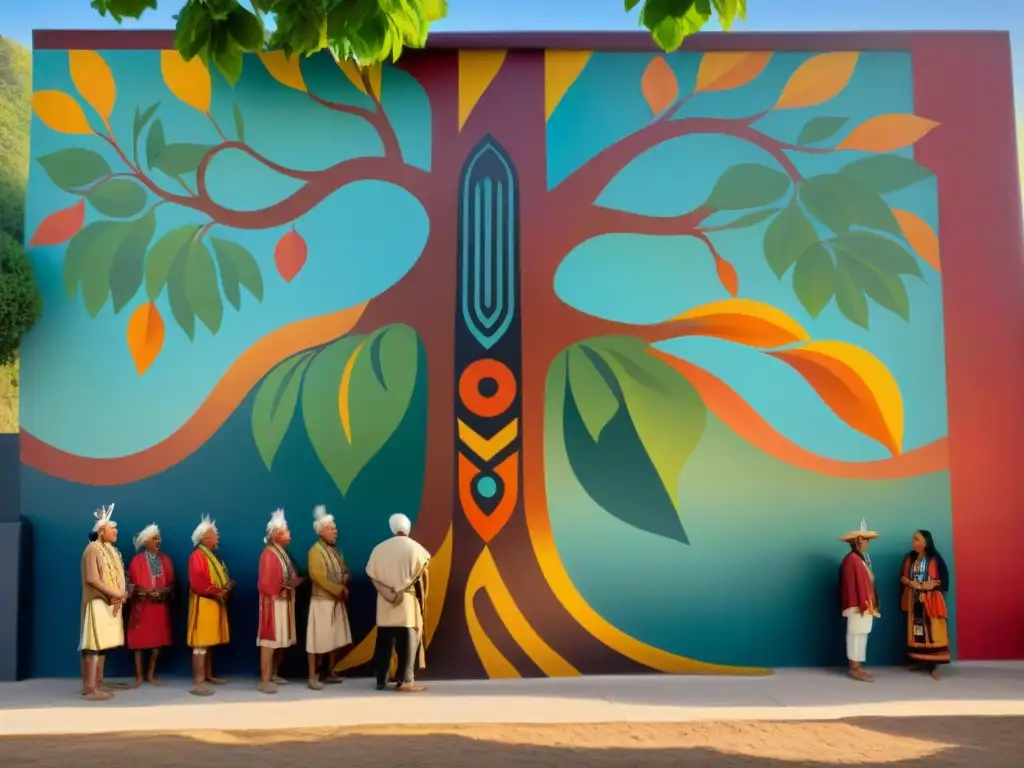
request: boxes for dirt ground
[1,718,1021,767]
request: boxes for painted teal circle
[476,476,498,498]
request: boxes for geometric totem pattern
[455,135,522,544]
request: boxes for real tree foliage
[89,0,746,84]
[0,37,38,394]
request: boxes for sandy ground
[1,718,1022,767]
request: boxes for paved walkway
[1,664,1022,736]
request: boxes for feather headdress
[92,503,116,533]
[312,504,335,534]
[191,515,217,547]
[264,508,288,543]
[133,523,160,551]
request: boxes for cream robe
[79,541,126,652]
[365,536,431,629]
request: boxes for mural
[21,43,952,679]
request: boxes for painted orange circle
[459,359,517,417]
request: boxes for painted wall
[19,34,1019,679]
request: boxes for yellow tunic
[306,541,353,654]
[187,545,231,648]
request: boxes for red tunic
[257,546,297,641]
[840,551,879,614]
[126,552,174,650]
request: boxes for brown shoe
[395,684,427,693]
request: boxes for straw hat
[839,519,879,542]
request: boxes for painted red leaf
[30,199,85,246]
[274,227,307,283]
[715,255,739,296]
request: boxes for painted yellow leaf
[641,56,678,116]
[258,50,308,93]
[674,298,810,348]
[68,50,116,122]
[336,57,368,95]
[773,52,859,110]
[32,91,93,135]
[337,341,364,442]
[695,52,772,93]
[160,50,211,114]
[893,209,940,272]
[836,114,940,152]
[770,340,904,455]
[365,63,383,99]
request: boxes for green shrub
[0,231,41,366]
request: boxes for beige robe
[366,536,431,667]
[79,541,126,652]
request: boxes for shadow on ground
[1,718,1021,767]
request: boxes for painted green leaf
[145,120,167,169]
[146,225,201,300]
[303,325,422,496]
[167,244,196,339]
[839,154,933,194]
[132,102,160,149]
[211,237,264,310]
[252,351,315,471]
[185,241,224,335]
[151,143,215,177]
[232,103,246,143]
[570,335,706,543]
[792,242,836,318]
[37,149,111,191]
[567,345,619,442]
[796,116,848,146]
[830,231,923,278]
[762,200,818,278]
[715,208,779,231]
[835,248,909,321]
[87,178,148,218]
[63,221,124,311]
[798,173,900,236]
[834,256,870,329]
[705,163,790,211]
[110,209,158,314]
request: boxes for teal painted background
[21,46,951,677]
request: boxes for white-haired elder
[365,513,431,693]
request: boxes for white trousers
[844,609,873,663]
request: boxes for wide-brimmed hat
[839,519,879,542]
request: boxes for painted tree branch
[307,91,402,160]
[98,131,429,231]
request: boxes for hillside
[0,35,30,433]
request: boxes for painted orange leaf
[275,227,308,283]
[338,341,364,442]
[32,91,93,135]
[673,298,809,348]
[258,50,308,93]
[68,50,117,122]
[836,114,940,152]
[770,340,903,455]
[695,52,772,93]
[893,209,940,272]
[641,56,678,116]
[126,302,166,375]
[714,256,739,296]
[335,57,368,95]
[773,52,859,110]
[30,200,85,246]
[160,50,211,114]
